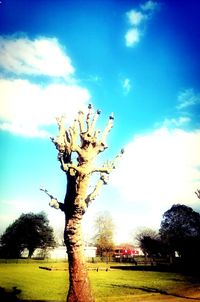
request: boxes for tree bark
[65,215,94,302]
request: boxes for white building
[22,245,97,260]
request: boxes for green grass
[0,261,199,301]
[0,262,67,301]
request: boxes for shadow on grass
[0,286,21,302]
[0,287,62,302]
[111,284,200,300]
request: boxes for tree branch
[85,149,124,206]
[92,148,124,174]
[85,177,105,206]
[100,113,114,147]
[195,189,200,199]
[90,109,101,136]
[86,103,93,134]
[51,116,71,154]
[40,186,65,211]
[69,119,79,150]
[78,110,85,133]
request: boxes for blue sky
[0,0,200,243]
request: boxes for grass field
[0,261,200,301]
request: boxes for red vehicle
[113,247,138,263]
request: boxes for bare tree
[41,105,123,302]
[134,227,160,259]
[93,211,115,260]
[135,227,159,245]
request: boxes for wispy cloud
[0,36,74,78]
[124,1,159,47]
[177,88,200,110]
[156,116,191,128]
[122,78,131,94]
[140,0,159,12]
[155,88,200,131]
[0,35,90,137]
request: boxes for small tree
[93,211,114,259]
[0,212,56,258]
[41,105,123,302]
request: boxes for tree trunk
[64,173,94,302]
[28,247,34,258]
[65,213,94,302]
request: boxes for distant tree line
[1,204,200,275]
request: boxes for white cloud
[82,123,200,243]
[0,78,90,137]
[0,122,49,138]
[177,88,200,110]
[125,28,140,47]
[127,10,145,26]
[0,35,91,137]
[0,36,74,77]
[110,127,200,227]
[124,1,159,47]
[122,78,131,94]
